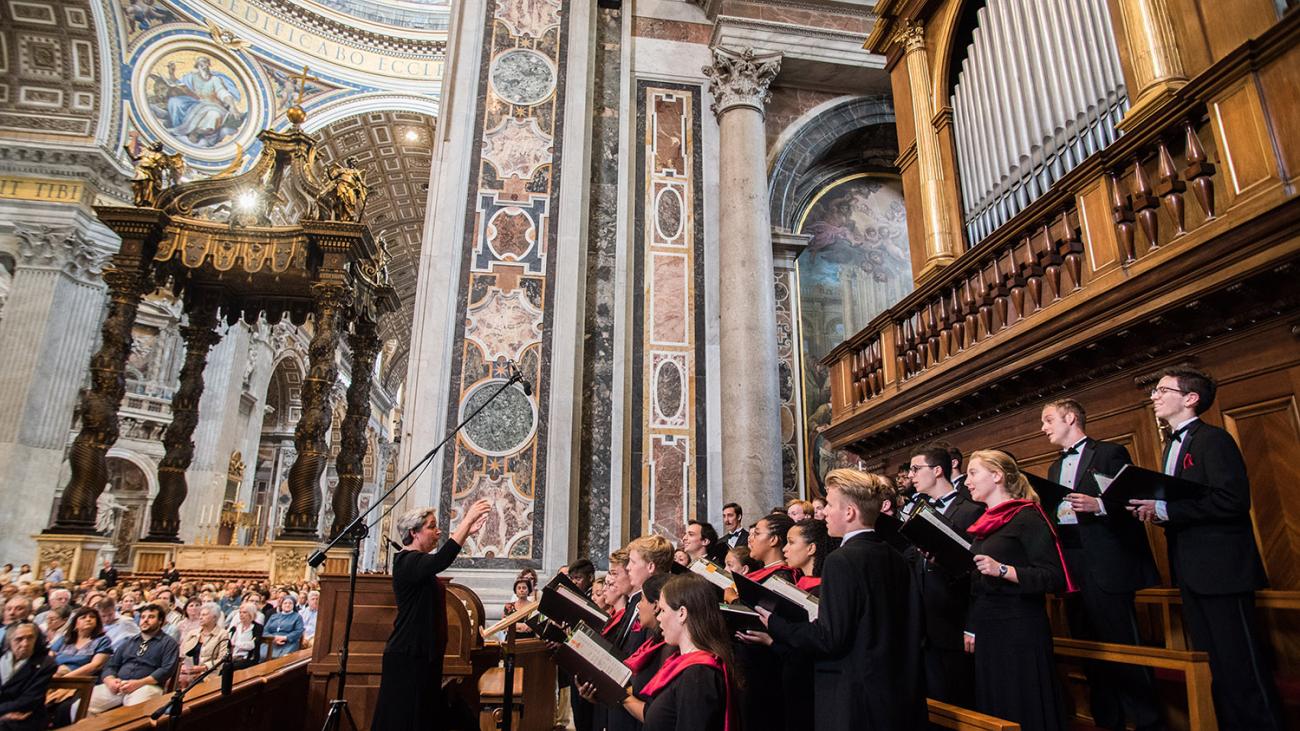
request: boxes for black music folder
[875,511,902,544]
[524,613,568,644]
[1097,464,1209,508]
[719,602,766,634]
[1023,473,1079,526]
[539,573,608,630]
[555,622,632,705]
[733,573,811,623]
[899,501,975,574]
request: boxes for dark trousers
[924,645,975,709]
[1064,587,1163,730]
[1180,589,1283,731]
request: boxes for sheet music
[918,507,973,551]
[569,626,632,687]
[761,575,819,621]
[556,584,608,624]
[689,558,735,591]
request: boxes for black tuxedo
[1049,438,1162,730]
[906,491,983,708]
[1157,419,1281,730]
[0,654,56,731]
[722,528,748,548]
[768,532,925,731]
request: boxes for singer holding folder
[963,451,1071,731]
[370,499,491,731]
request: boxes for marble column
[703,47,784,520]
[330,317,380,541]
[1114,0,1187,129]
[280,282,349,539]
[0,223,111,561]
[145,300,221,541]
[895,23,960,277]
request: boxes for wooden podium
[307,573,557,731]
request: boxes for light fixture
[404,129,419,142]
[236,190,259,211]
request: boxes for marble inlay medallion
[489,48,555,106]
[654,186,684,242]
[481,116,553,180]
[464,287,543,363]
[460,378,538,456]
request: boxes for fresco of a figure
[796,175,912,493]
[145,52,249,149]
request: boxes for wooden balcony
[823,12,1300,458]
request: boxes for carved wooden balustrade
[823,12,1300,451]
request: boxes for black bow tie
[1062,446,1079,457]
[1170,426,1190,441]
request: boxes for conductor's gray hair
[396,507,436,546]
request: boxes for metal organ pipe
[951,0,1129,246]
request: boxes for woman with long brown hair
[964,450,1073,731]
[621,574,735,731]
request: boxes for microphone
[509,361,533,396]
[387,539,404,553]
[221,654,233,695]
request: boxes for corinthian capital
[15,225,109,283]
[892,22,926,53]
[703,47,782,119]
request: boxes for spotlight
[236,190,258,211]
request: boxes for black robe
[968,508,1066,731]
[767,533,925,731]
[642,664,726,731]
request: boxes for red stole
[967,499,1078,593]
[601,606,627,636]
[747,563,791,583]
[623,636,666,673]
[795,575,821,593]
[640,650,735,731]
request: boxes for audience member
[41,563,63,585]
[97,561,117,589]
[38,607,70,643]
[262,597,304,659]
[298,591,319,645]
[96,597,139,651]
[50,608,112,679]
[178,603,229,688]
[0,599,32,647]
[229,602,262,670]
[0,621,56,731]
[88,604,178,715]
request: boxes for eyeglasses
[1150,386,1187,397]
[907,464,937,473]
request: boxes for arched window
[950,0,1128,245]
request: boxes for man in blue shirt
[88,603,179,714]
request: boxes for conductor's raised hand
[451,499,493,544]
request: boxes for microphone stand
[151,645,235,731]
[307,368,529,731]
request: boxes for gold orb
[286,105,307,125]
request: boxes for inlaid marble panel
[630,82,707,539]
[441,0,570,565]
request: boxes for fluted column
[703,47,784,519]
[0,224,111,560]
[1115,0,1187,129]
[144,300,221,541]
[280,282,350,539]
[330,317,380,541]
[895,23,960,276]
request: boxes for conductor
[371,499,492,731]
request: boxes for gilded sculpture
[316,156,369,222]
[123,140,184,207]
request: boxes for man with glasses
[89,603,179,714]
[1042,398,1161,731]
[905,445,984,707]
[1130,368,1282,730]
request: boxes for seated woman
[229,602,263,670]
[614,575,735,731]
[179,603,230,687]
[49,609,112,678]
[174,599,202,642]
[262,597,304,660]
[0,622,57,731]
[38,607,70,645]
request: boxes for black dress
[968,508,1067,731]
[371,540,463,731]
[641,663,726,731]
[733,566,794,731]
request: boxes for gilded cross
[289,65,322,106]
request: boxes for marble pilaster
[703,46,784,521]
[0,216,113,563]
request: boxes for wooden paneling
[1210,77,1278,204]
[1223,396,1300,590]
[1258,42,1300,186]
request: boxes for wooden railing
[824,12,1299,447]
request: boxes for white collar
[1068,436,1088,452]
[840,528,873,545]
[1173,416,1199,433]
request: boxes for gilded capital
[892,22,926,53]
[702,47,782,119]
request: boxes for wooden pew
[1052,638,1217,730]
[926,699,1021,729]
[48,675,95,723]
[71,650,311,731]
